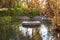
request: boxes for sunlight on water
[19,26,32,37]
[28,28,32,37]
[40,24,48,40]
[19,26,26,36]
[19,24,53,40]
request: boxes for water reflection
[40,24,48,40]
[19,26,32,37]
[19,24,49,40]
[49,28,60,40]
[19,23,60,40]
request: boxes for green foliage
[0,25,25,40]
[0,10,10,16]
[0,16,11,24]
[32,8,40,16]
[0,8,40,17]
[0,8,40,40]
[8,8,29,16]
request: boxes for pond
[19,24,54,40]
[17,19,60,40]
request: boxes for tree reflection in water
[39,24,48,40]
[19,24,60,40]
[50,28,60,40]
[19,24,49,40]
[19,26,32,37]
